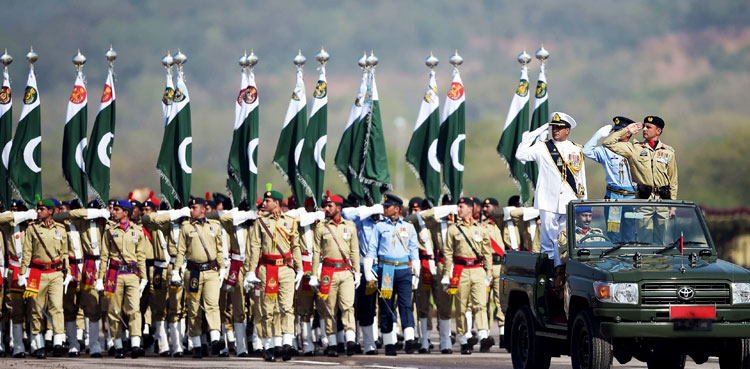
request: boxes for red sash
[490,237,504,257]
[260,252,290,300]
[299,252,313,296]
[419,250,433,291]
[26,259,61,298]
[447,256,481,295]
[81,256,98,289]
[226,252,243,287]
[318,258,347,300]
[69,256,81,282]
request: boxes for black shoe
[0,350,5,357]
[132,346,145,358]
[53,344,66,357]
[429,340,434,349]
[336,342,345,353]
[441,348,453,354]
[345,341,357,356]
[36,349,47,359]
[193,347,203,359]
[394,341,403,351]
[326,346,338,357]
[108,346,115,356]
[228,341,235,353]
[78,340,86,352]
[211,340,225,355]
[68,350,80,357]
[461,343,471,355]
[238,351,249,357]
[375,338,383,349]
[143,334,154,349]
[499,334,505,349]
[273,346,282,358]
[467,334,478,348]
[479,336,495,353]
[201,344,208,357]
[90,352,103,358]
[365,350,378,355]
[385,344,397,356]
[282,344,293,361]
[172,351,183,358]
[354,342,363,354]
[159,350,171,357]
[114,348,125,359]
[419,347,430,354]
[405,339,417,354]
[13,351,26,358]
[263,349,275,362]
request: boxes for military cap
[213,192,232,209]
[62,201,71,208]
[323,191,343,205]
[188,196,206,207]
[408,197,423,209]
[11,199,25,208]
[143,200,158,209]
[420,198,432,210]
[549,111,577,129]
[382,193,403,207]
[130,199,143,209]
[108,199,117,207]
[205,192,216,208]
[612,116,634,131]
[87,200,101,209]
[304,197,315,207]
[37,198,56,209]
[483,197,499,206]
[643,115,665,129]
[457,197,474,206]
[114,199,133,210]
[470,196,482,205]
[575,206,593,213]
[50,198,61,207]
[263,183,283,201]
[237,200,250,211]
[70,199,82,210]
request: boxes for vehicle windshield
[571,203,710,251]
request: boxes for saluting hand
[626,122,643,135]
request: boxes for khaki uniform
[244,214,302,339]
[419,209,453,321]
[98,222,148,339]
[481,219,505,327]
[404,214,435,325]
[215,212,251,325]
[0,213,30,323]
[174,218,225,338]
[67,210,108,322]
[296,222,317,321]
[443,218,493,338]
[22,221,69,335]
[312,218,359,336]
[142,213,184,324]
[489,207,540,252]
[558,226,605,265]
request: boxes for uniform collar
[328,216,342,226]
[120,220,130,231]
[192,217,207,224]
[459,217,474,226]
[385,216,402,225]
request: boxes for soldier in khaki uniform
[19,198,69,358]
[309,193,360,357]
[171,197,227,359]
[480,198,505,350]
[441,197,493,355]
[243,188,303,362]
[603,115,678,244]
[0,203,37,357]
[94,200,148,358]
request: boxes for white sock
[327,334,337,346]
[458,334,468,345]
[45,329,53,341]
[345,330,356,343]
[89,320,102,354]
[282,333,294,346]
[263,337,272,350]
[500,326,505,336]
[191,336,201,349]
[478,329,488,340]
[53,333,65,346]
[131,335,141,348]
[226,329,235,343]
[209,329,220,342]
[143,324,150,335]
[77,328,84,341]
[419,318,430,348]
[465,311,473,339]
[383,330,395,345]
[273,336,282,348]
[403,327,415,341]
[168,322,182,353]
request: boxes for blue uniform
[342,208,380,327]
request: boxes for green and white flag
[62,70,88,201]
[85,67,116,203]
[227,65,260,208]
[0,64,13,207]
[334,71,367,200]
[497,66,531,203]
[156,67,192,207]
[359,70,391,202]
[406,69,441,206]
[437,68,465,201]
[526,64,548,188]
[272,68,307,206]
[298,67,327,208]
[8,65,42,205]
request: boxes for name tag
[131,231,139,243]
[474,231,482,242]
[342,228,351,241]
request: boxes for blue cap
[382,193,403,207]
[50,198,61,207]
[115,200,133,210]
[575,206,592,213]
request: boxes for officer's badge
[69,85,86,104]
[516,79,529,97]
[474,231,482,242]
[0,86,10,105]
[640,150,648,156]
[451,276,459,285]
[268,277,277,288]
[244,85,257,104]
[15,234,20,239]
[154,273,161,285]
[101,84,113,103]
[447,82,464,101]
[173,88,185,102]
[322,275,330,286]
[23,86,37,105]
[615,117,620,124]
[265,191,272,197]
[162,87,174,105]
[313,80,327,99]
[54,229,62,239]
[552,113,561,122]
[535,81,546,98]
[190,277,199,289]
[383,274,392,286]
[648,116,653,122]
[424,84,438,103]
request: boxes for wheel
[647,354,686,369]
[570,309,613,369]
[511,306,551,369]
[720,338,750,369]
[577,233,611,244]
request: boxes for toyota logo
[677,286,695,301]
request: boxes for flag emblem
[0,86,9,104]
[291,87,302,101]
[447,82,464,101]
[70,85,86,104]
[162,87,174,105]
[354,95,363,107]
[424,85,437,103]
[101,85,112,103]
[535,81,547,98]
[23,86,37,104]
[243,86,258,104]
[516,79,529,97]
[236,88,245,106]
[173,88,186,102]
[313,81,327,99]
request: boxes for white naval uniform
[516,129,587,266]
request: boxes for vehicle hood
[581,254,750,282]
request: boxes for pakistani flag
[62,70,88,201]
[359,70,391,202]
[406,70,441,206]
[85,68,116,203]
[334,71,367,200]
[272,68,307,206]
[437,68,466,201]
[298,67,327,208]
[497,66,531,203]
[156,68,192,207]
[8,65,42,205]
[227,66,260,208]
[526,64,548,188]
[0,65,13,207]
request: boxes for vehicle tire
[570,309,613,369]
[511,306,551,369]
[647,354,686,369]
[719,338,750,369]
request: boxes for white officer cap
[549,112,577,129]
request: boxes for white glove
[63,274,73,294]
[596,124,613,138]
[294,270,304,290]
[94,279,104,292]
[308,275,320,288]
[170,207,191,221]
[314,211,326,221]
[171,269,182,285]
[243,271,261,292]
[218,268,227,283]
[13,209,37,224]
[354,272,362,289]
[232,210,257,226]
[17,274,27,288]
[538,129,549,141]
[534,123,550,136]
[440,275,450,291]
[358,204,384,219]
[298,211,318,227]
[87,208,110,220]
[434,205,458,219]
[412,274,420,290]
[428,260,437,275]
[363,258,377,282]
[411,263,421,279]
[485,276,492,287]
[139,278,148,297]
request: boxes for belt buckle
[276,259,284,266]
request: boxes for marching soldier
[94,200,148,358]
[171,197,227,359]
[441,197,493,355]
[480,197,505,349]
[309,193,360,357]
[19,198,69,358]
[364,194,419,356]
[243,187,303,362]
[516,112,587,267]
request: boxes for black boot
[211,340,225,355]
[193,346,203,359]
[326,345,338,357]
[499,334,505,349]
[143,334,154,349]
[346,341,357,356]
[36,349,47,359]
[13,351,26,358]
[114,348,125,359]
[461,343,471,355]
[365,349,378,355]
[441,348,453,354]
[281,344,293,361]
[131,346,145,358]
[405,339,417,354]
[385,344,397,356]
[479,336,495,353]
[336,342,345,353]
[201,344,208,357]
[263,348,275,362]
[53,344,66,357]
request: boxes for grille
[640,282,730,305]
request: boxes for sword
[28,296,57,332]
[100,292,129,328]
[373,284,396,318]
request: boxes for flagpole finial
[425,51,439,69]
[293,50,306,69]
[315,47,329,66]
[449,50,463,68]
[26,47,38,65]
[72,49,86,71]
[105,46,117,67]
[247,50,258,69]
[517,50,531,66]
[535,45,549,64]
[161,51,174,68]
[366,51,378,68]
[173,50,187,69]
[0,49,12,68]
[238,51,249,69]
[357,51,367,69]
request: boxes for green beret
[37,198,56,209]
[264,190,284,201]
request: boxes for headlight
[732,283,750,304]
[593,281,638,304]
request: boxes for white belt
[230,253,245,262]
[9,259,21,268]
[154,260,169,268]
[301,254,313,263]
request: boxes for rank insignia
[552,113,561,122]
[383,274,392,286]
